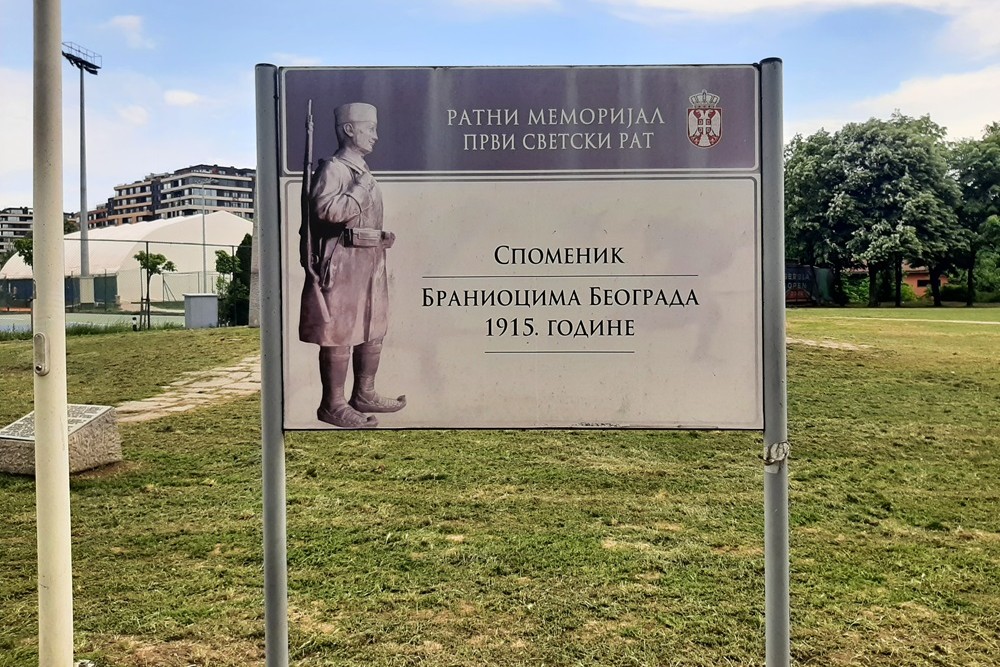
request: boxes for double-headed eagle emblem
[687,89,722,148]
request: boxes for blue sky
[1,0,998,209]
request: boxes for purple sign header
[280,66,759,174]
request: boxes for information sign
[274,66,764,430]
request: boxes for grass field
[1,310,998,666]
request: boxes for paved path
[115,355,261,422]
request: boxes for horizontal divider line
[485,350,635,354]
[422,274,699,279]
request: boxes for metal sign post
[255,65,289,667]
[760,57,790,667]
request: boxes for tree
[846,115,960,306]
[785,113,961,306]
[214,234,252,325]
[950,124,1000,306]
[134,250,176,329]
[13,237,33,267]
[883,114,960,306]
[785,129,858,303]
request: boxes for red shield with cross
[687,106,722,148]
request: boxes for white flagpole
[34,1,74,665]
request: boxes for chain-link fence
[0,236,251,317]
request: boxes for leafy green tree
[134,250,176,329]
[883,115,961,306]
[785,113,961,306]
[214,234,252,326]
[950,123,1000,305]
[844,115,959,306]
[13,237,33,267]
[785,129,857,303]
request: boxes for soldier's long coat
[298,153,388,346]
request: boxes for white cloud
[0,64,250,209]
[118,105,150,126]
[106,15,155,49]
[601,0,974,16]
[599,0,1000,58]
[447,0,559,12]
[0,68,33,207]
[0,68,31,176]
[854,65,1000,139]
[938,5,1000,59]
[452,0,557,5]
[271,53,323,67]
[164,90,202,107]
[787,64,1000,140]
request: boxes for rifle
[299,99,330,322]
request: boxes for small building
[903,265,949,297]
[0,211,252,309]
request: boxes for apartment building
[87,164,256,227]
[0,207,34,256]
[105,175,163,226]
[89,203,110,228]
[154,165,255,221]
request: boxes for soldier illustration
[299,102,405,428]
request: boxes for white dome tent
[0,212,253,309]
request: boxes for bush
[842,275,869,305]
[215,234,252,326]
[939,284,970,302]
[979,291,1000,303]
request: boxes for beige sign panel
[282,176,761,429]
[278,66,762,430]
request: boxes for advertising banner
[275,66,763,429]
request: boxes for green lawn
[1,312,998,666]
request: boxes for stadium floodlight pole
[194,178,219,293]
[36,2,75,665]
[201,195,207,292]
[61,41,101,278]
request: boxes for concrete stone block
[0,405,122,475]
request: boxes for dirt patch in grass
[787,336,871,351]
[73,460,143,480]
[85,635,263,667]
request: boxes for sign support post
[255,64,290,667]
[760,57,790,667]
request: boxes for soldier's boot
[349,340,406,413]
[317,346,377,428]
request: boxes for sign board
[273,66,764,430]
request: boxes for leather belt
[343,228,391,248]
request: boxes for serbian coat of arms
[687,89,722,148]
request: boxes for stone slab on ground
[0,404,122,475]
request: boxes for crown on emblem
[689,89,720,108]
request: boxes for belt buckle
[348,228,381,247]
